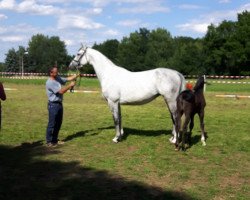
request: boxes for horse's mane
[91,48,117,67]
[193,77,205,92]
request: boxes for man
[46,66,79,147]
[0,82,6,130]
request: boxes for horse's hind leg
[198,110,206,146]
[165,100,178,144]
[108,100,122,143]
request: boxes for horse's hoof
[169,137,176,144]
[112,138,119,143]
[202,142,206,146]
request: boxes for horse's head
[69,45,88,69]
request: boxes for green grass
[0,78,249,200]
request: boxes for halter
[73,47,88,67]
[70,47,88,93]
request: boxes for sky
[0,0,250,62]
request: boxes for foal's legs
[108,100,122,143]
[180,112,191,151]
[187,114,195,146]
[175,110,182,149]
[198,110,206,146]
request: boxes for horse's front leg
[108,100,122,143]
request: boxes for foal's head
[193,76,205,92]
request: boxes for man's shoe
[57,140,65,145]
[47,142,57,147]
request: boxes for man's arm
[58,81,76,94]
[66,74,80,81]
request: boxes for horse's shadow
[63,126,172,142]
[64,126,207,149]
[122,127,172,141]
[186,131,209,148]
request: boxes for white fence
[0,72,96,79]
[0,72,250,84]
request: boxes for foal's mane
[193,77,205,92]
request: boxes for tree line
[2,11,250,75]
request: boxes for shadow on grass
[188,131,209,148]
[63,126,113,142]
[64,126,173,142]
[0,141,196,200]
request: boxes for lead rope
[70,67,81,93]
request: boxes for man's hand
[69,81,76,87]
[69,81,76,93]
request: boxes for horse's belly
[120,92,160,105]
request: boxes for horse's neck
[87,49,116,82]
[194,88,204,94]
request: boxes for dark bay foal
[175,76,207,151]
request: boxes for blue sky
[0,0,249,62]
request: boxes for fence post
[204,75,206,92]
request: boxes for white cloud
[0,0,15,9]
[63,39,74,46]
[219,0,231,3]
[118,3,169,14]
[0,26,7,33]
[0,23,44,45]
[18,0,61,15]
[117,19,141,27]
[0,35,24,42]
[238,3,250,12]
[0,13,7,19]
[178,4,202,10]
[103,29,119,36]
[0,0,62,15]
[57,14,104,30]
[176,22,209,34]
[176,3,250,34]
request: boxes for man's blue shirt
[46,76,67,102]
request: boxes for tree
[28,34,68,72]
[145,28,174,69]
[4,34,69,73]
[168,37,204,75]
[0,62,5,71]
[203,11,250,75]
[4,48,19,72]
[235,11,250,75]
[117,28,150,71]
[93,39,120,65]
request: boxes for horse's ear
[80,43,88,50]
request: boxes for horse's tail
[178,73,186,95]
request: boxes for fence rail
[0,72,250,84]
[0,72,96,79]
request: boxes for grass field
[0,78,249,200]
